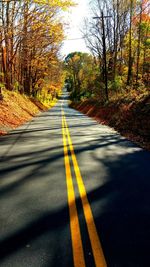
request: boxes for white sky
[61,0,91,57]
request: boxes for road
[0,91,150,267]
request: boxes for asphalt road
[0,91,150,267]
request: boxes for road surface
[0,91,150,267]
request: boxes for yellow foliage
[33,0,75,10]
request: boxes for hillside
[71,95,150,151]
[0,90,49,135]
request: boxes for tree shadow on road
[87,148,150,267]
[1,108,150,266]
[0,146,150,266]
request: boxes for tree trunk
[127,0,133,85]
[136,0,143,84]
[22,1,30,95]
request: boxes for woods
[1,0,149,104]
[1,2,150,265]
[0,0,73,102]
[65,0,150,102]
[0,0,149,143]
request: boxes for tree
[83,0,132,99]
[82,0,149,100]
[65,52,98,100]
[127,0,134,85]
[0,0,74,97]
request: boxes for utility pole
[127,0,133,85]
[93,12,111,102]
[101,11,108,101]
[136,0,143,84]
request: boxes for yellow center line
[62,114,86,267]
[62,112,107,267]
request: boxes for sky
[61,0,91,57]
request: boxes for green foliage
[64,52,98,101]
[0,82,6,89]
[13,81,20,91]
[145,38,150,47]
[65,76,74,92]
[110,76,123,91]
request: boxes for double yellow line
[61,108,107,267]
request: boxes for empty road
[0,91,150,267]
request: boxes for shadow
[1,91,150,266]
[0,148,150,266]
[0,134,130,191]
[0,205,70,262]
[0,148,64,195]
[85,148,150,266]
[0,120,32,158]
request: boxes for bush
[13,81,20,91]
[111,76,123,91]
[0,82,5,89]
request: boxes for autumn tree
[65,52,98,100]
[134,0,150,84]
[83,0,132,99]
[82,0,149,100]
[0,0,74,99]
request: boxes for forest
[0,0,73,104]
[65,0,150,102]
[0,0,150,148]
[64,0,150,150]
[0,0,149,102]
